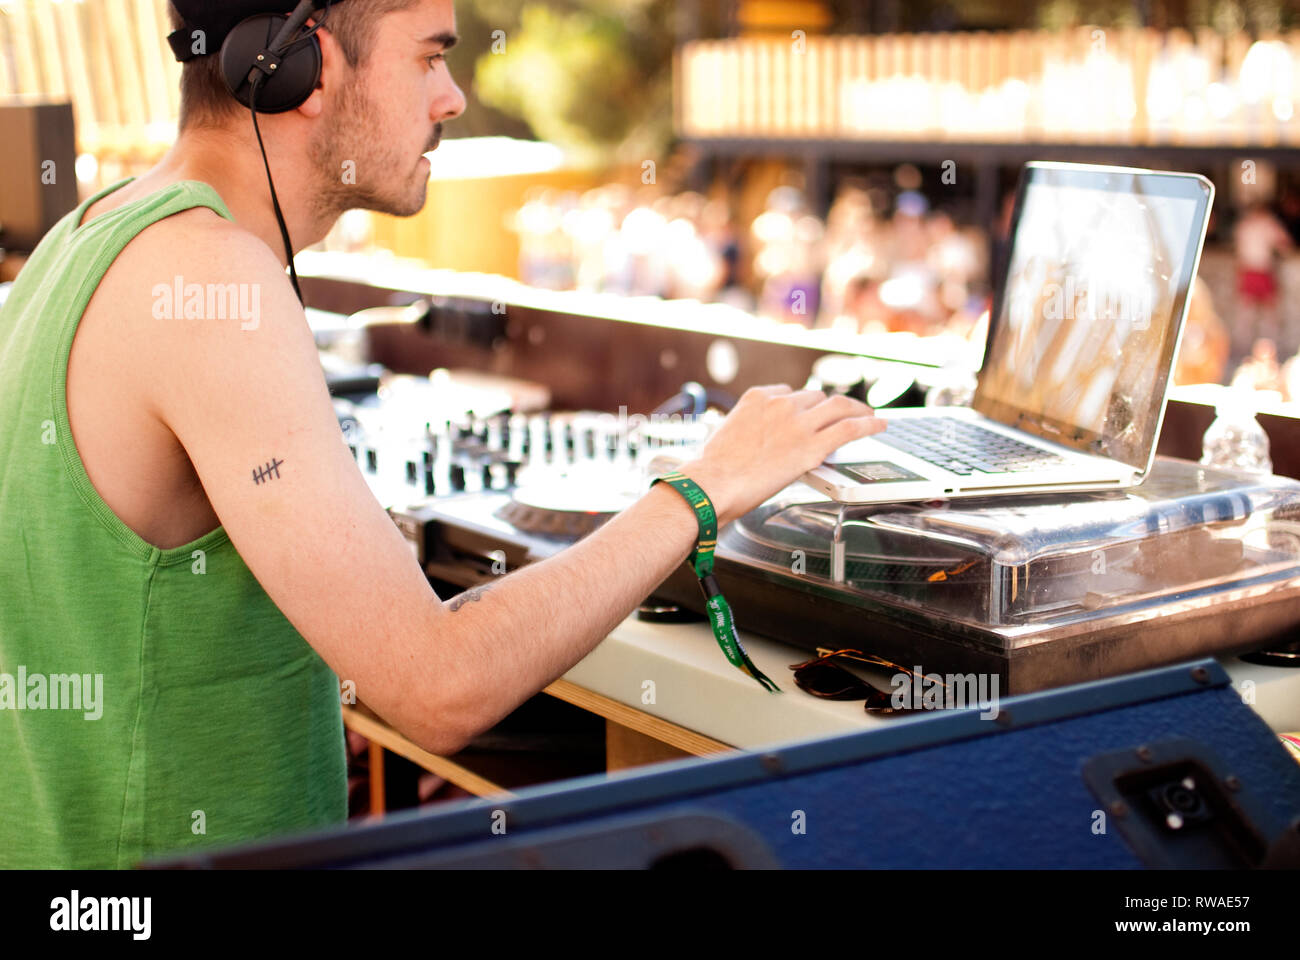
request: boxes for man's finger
[803,394,873,431]
[785,388,830,412]
[819,414,888,454]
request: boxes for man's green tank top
[0,179,347,868]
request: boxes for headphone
[219,1,333,114]
[169,1,350,302]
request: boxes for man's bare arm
[121,214,881,755]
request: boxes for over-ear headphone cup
[220,13,322,113]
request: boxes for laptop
[802,161,1215,504]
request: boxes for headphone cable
[292,0,333,48]
[242,1,335,305]
[248,73,304,304]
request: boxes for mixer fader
[337,401,692,509]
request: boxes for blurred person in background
[698,197,744,306]
[833,274,892,335]
[514,187,575,290]
[1232,337,1286,397]
[819,187,884,328]
[872,191,941,334]
[752,186,825,327]
[661,192,726,301]
[1233,202,1293,362]
[926,211,988,332]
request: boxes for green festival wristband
[651,472,780,693]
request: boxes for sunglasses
[789,648,948,714]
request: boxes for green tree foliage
[471,1,676,162]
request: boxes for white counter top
[564,614,1300,751]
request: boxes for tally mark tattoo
[448,583,494,612]
[252,457,284,485]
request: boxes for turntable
[392,455,1300,695]
[657,456,1300,693]
[495,467,644,538]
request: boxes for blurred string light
[1238,40,1295,122]
[1206,81,1237,119]
[1240,40,1291,104]
[0,0,86,9]
[684,30,1300,144]
[74,152,98,184]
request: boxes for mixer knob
[449,462,466,492]
[422,450,436,496]
[507,414,527,460]
[549,419,570,466]
[529,416,549,462]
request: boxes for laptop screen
[974,163,1213,472]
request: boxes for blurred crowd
[511,169,1300,403]
[512,171,990,342]
[753,181,989,341]
[513,185,739,302]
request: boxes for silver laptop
[802,161,1214,505]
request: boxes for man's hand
[677,385,886,525]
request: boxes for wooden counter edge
[543,678,735,758]
[341,705,515,799]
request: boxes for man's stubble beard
[308,81,430,222]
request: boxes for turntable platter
[726,498,979,589]
[496,473,642,539]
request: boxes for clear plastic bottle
[1200,389,1273,475]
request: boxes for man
[0,0,883,868]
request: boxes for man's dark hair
[169,1,420,129]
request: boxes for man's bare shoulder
[85,204,307,363]
[105,207,291,302]
[81,203,317,425]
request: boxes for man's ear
[299,86,324,118]
[296,18,337,119]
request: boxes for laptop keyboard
[873,417,1068,475]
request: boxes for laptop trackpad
[829,462,927,484]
